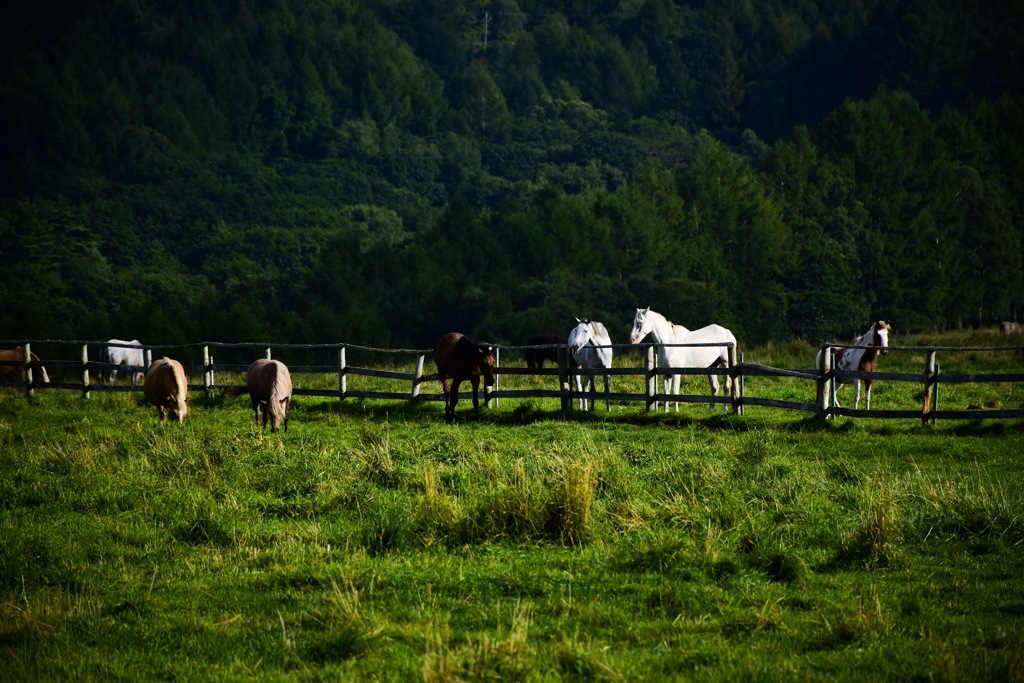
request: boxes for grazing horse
[1000,321,1022,335]
[524,334,569,369]
[816,320,891,410]
[101,339,145,384]
[143,357,188,422]
[568,318,613,411]
[0,346,50,384]
[629,307,737,412]
[434,333,495,421]
[246,359,293,433]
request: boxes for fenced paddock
[2,339,1023,424]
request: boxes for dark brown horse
[0,346,50,384]
[523,334,569,369]
[434,332,495,420]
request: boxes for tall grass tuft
[835,481,904,570]
[545,459,596,546]
[353,424,398,487]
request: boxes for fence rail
[2,339,1023,425]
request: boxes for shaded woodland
[1,0,1022,347]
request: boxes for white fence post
[411,353,425,401]
[203,346,212,391]
[81,343,90,399]
[24,342,33,397]
[338,345,347,401]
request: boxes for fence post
[265,347,272,360]
[922,350,937,427]
[645,345,657,412]
[490,346,499,408]
[411,353,425,401]
[729,344,739,415]
[816,345,830,418]
[734,349,743,415]
[557,346,570,414]
[203,346,212,391]
[81,343,90,399]
[932,362,940,426]
[144,348,153,374]
[24,342,33,397]
[338,346,347,402]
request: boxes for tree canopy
[2,0,1022,347]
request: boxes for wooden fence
[2,339,1023,425]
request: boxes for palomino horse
[101,339,145,384]
[523,334,569,369]
[816,321,891,410]
[143,357,188,422]
[246,359,293,433]
[629,307,737,412]
[568,318,613,411]
[434,333,496,421]
[0,346,50,384]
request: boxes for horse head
[478,345,496,384]
[629,307,652,345]
[874,321,891,355]
[569,318,596,355]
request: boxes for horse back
[435,333,493,379]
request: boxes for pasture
[2,331,1023,681]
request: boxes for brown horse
[246,359,292,433]
[523,334,569,369]
[0,346,50,384]
[434,332,495,420]
[143,357,188,422]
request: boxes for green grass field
[2,330,1023,681]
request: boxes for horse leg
[448,379,461,420]
[864,379,872,411]
[853,379,862,410]
[662,374,673,413]
[709,373,720,412]
[575,374,585,411]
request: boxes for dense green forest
[2,0,1022,348]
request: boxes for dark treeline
[1,0,1022,348]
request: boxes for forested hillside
[2,0,1022,347]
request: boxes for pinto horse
[629,307,737,412]
[434,333,495,421]
[100,339,145,384]
[143,357,188,422]
[0,346,50,384]
[816,320,891,410]
[568,318,613,411]
[524,334,569,369]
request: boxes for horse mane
[267,361,292,405]
[164,357,187,410]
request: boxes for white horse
[568,318,613,411]
[100,339,145,384]
[629,307,737,412]
[816,321,890,410]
